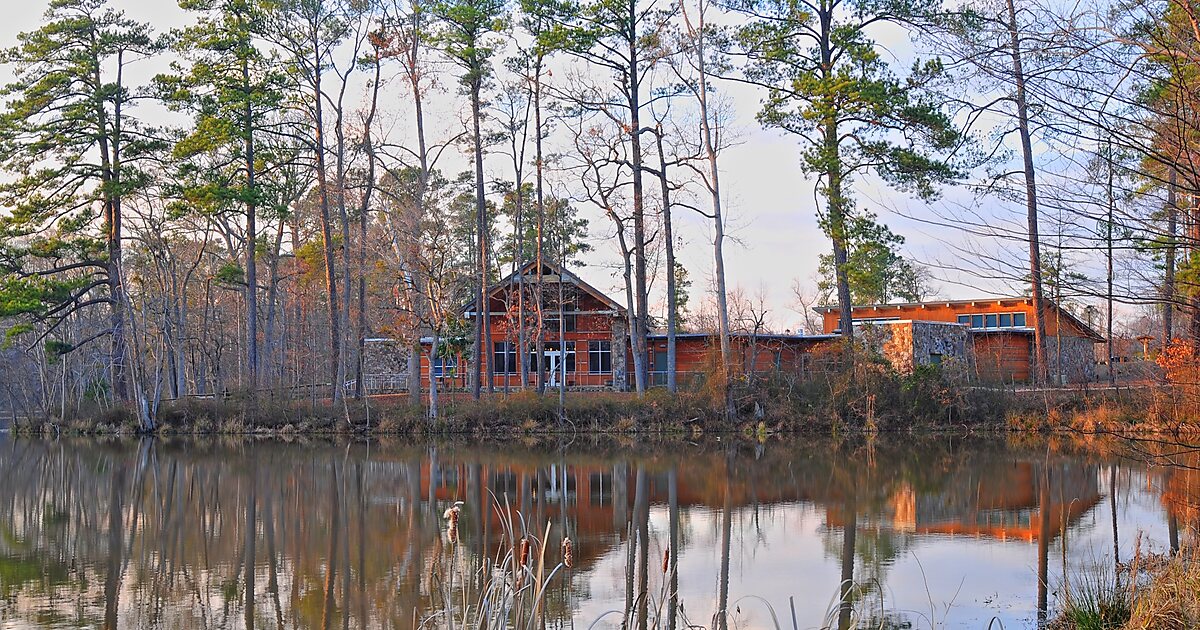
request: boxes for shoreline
[9,380,1200,438]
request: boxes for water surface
[0,434,1193,629]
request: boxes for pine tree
[432,0,507,398]
[157,0,288,391]
[0,0,159,405]
[728,0,963,351]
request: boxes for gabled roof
[815,297,1105,342]
[461,261,626,315]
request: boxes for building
[818,298,1105,383]
[416,261,834,392]
[645,332,837,387]
[403,268,1104,390]
[420,261,630,391]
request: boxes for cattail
[662,548,670,574]
[519,537,530,569]
[445,502,462,544]
[561,537,574,569]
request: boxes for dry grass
[1050,539,1200,630]
[1122,547,1200,630]
[17,345,1200,437]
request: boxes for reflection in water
[0,436,1196,629]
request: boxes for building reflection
[0,437,1191,629]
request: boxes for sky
[0,1,1061,333]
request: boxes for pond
[0,433,1192,629]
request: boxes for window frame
[493,341,519,374]
[588,340,613,374]
[432,354,458,378]
[962,311,1030,330]
[541,341,577,373]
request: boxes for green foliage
[673,257,691,327]
[214,261,246,287]
[497,184,592,267]
[431,0,508,90]
[816,213,929,304]
[44,339,75,363]
[437,317,473,358]
[728,0,963,196]
[155,0,288,217]
[0,0,158,347]
[727,0,962,315]
[2,323,34,348]
[1055,563,1131,630]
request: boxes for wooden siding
[821,299,1096,339]
[973,333,1032,383]
[646,335,834,384]
[420,289,623,389]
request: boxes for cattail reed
[519,537,530,569]
[445,504,461,544]
[662,548,670,574]
[561,537,574,569]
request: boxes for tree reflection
[0,436,1191,629]
[104,464,125,630]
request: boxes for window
[929,353,943,366]
[590,472,611,506]
[432,354,457,377]
[493,342,519,374]
[542,341,576,373]
[962,311,1027,330]
[544,313,577,332]
[588,341,612,374]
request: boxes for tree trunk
[1006,0,1050,384]
[611,215,646,397]
[264,221,284,386]
[427,329,440,420]
[1190,194,1200,355]
[516,189,529,390]
[472,80,491,398]
[1105,139,1114,386]
[94,48,129,402]
[627,9,649,396]
[558,226,567,422]
[534,66,547,394]
[1164,170,1177,350]
[335,93,354,402]
[683,0,734,415]
[655,130,678,393]
[818,5,855,357]
[405,33,430,407]
[243,53,259,392]
[311,40,343,402]
[354,52,382,400]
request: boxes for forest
[1,0,1198,427]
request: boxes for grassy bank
[10,359,1200,436]
[1052,545,1200,630]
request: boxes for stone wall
[361,339,411,376]
[855,320,972,376]
[911,321,973,378]
[611,315,629,390]
[1047,335,1097,383]
[852,319,1096,383]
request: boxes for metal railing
[344,374,410,394]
